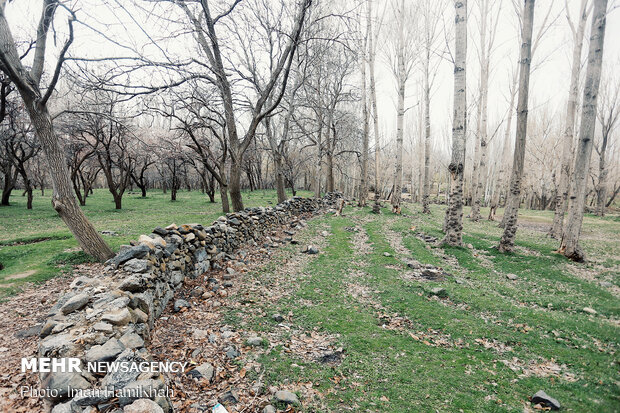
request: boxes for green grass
[0,188,309,295]
[0,188,618,411]
[234,203,619,412]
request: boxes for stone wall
[37,194,342,413]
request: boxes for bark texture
[0,1,113,261]
[490,71,517,222]
[559,0,609,261]
[391,0,406,213]
[442,0,467,246]
[549,0,588,237]
[498,0,535,253]
[358,22,370,208]
[471,0,495,221]
[368,0,382,214]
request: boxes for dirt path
[147,217,332,412]
[0,215,328,413]
[0,265,104,412]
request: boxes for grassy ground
[0,188,308,295]
[228,203,619,412]
[1,190,618,411]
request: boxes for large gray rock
[430,287,448,298]
[186,363,214,381]
[41,372,90,401]
[118,379,165,406]
[73,389,114,406]
[531,390,560,410]
[119,276,145,292]
[102,308,132,326]
[225,345,240,359]
[124,259,148,273]
[39,333,76,357]
[274,390,299,405]
[170,271,184,286]
[92,322,114,333]
[123,399,164,413]
[51,400,81,413]
[173,299,191,312]
[247,337,263,347]
[108,244,151,268]
[85,338,124,363]
[60,293,90,315]
[15,323,42,338]
[101,350,144,390]
[120,332,144,349]
[219,389,239,404]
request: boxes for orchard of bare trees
[0,0,618,263]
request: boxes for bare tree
[6,116,39,209]
[419,0,446,214]
[559,0,609,261]
[442,0,467,246]
[470,0,501,221]
[0,1,113,260]
[368,0,383,214]
[153,85,232,212]
[175,0,311,211]
[387,0,416,213]
[130,140,155,198]
[358,5,370,207]
[548,0,589,237]
[498,0,535,253]
[70,93,135,210]
[488,68,518,221]
[594,74,619,216]
[159,136,188,202]
[63,138,100,206]
[498,0,560,227]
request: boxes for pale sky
[6,0,620,163]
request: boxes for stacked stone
[38,194,342,413]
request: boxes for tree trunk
[368,0,381,214]
[26,185,33,209]
[220,183,230,213]
[442,0,467,247]
[596,133,609,216]
[206,174,216,203]
[22,100,113,261]
[422,53,431,214]
[498,0,535,253]
[113,193,122,209]
[229,157,244,211]
[391,2,406,212]
[358,27,369,207]
[471,0,491,221]
[549,0,588,237]
[274,153,286,203]
[326,133,335,193]
[491,72,518,222]
[314,123,322,198]
[1,169,16,206]
[471,93,483,220]
[18,169,33,209]
[137,179,147,197]
[559,0,608,261]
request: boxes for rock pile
[37,194,343,413]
